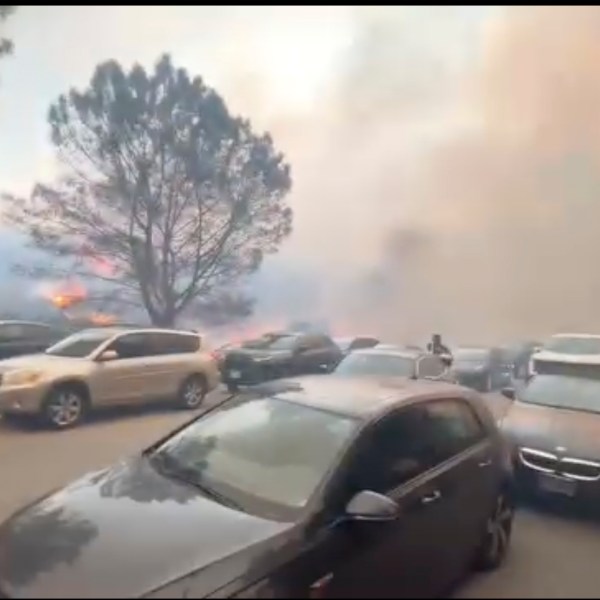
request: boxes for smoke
[238,6,600,344]
[7,6,600,343]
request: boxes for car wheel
[474,491,514,571]
[178,374,207,410]
[41,385,87,430]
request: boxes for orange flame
[42,281,88,310]
[88,312,117,326]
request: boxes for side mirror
[501,387,515,400]
[345,490,398,522]
[97,349,118,362]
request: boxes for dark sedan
[0,377,514,599]
[222,332,342,391]
[501,374,600,504]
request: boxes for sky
[4,6,600,343]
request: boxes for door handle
[478,459,493,468]
[420,490,442,505]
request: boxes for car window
[424,400,485,462]
[301,334,333,350]
[110,333,155,359]
[416,355,446,378]
[350,337,379,351]
[150,397,358,518]
[0,324,26,340]
[45,331,115,357]
[152,332,200,355]
[544,336,600,355]
[345,400,485,497]
[345,406,436,494]
[334,352,416,378]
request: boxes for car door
[418,398,499,586]
[147,332,200,398]
[298,335,341,373]
[307,405,458,599]
[91,332,158,406]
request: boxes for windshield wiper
[146,451,243,511]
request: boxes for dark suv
[222,331,342,391]
[0,321,67,360]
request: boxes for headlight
[3,370,44,386]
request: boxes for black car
[333,336,380,355]
[0,321,67,360]
[0,377,514,598]
[452,347,510,392]
[222,332,342,391]
[332,347,456,382]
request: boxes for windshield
[264,335,298,351]
[519,375,600,414]
[334,352,416,377]
[455,349,490,363]
[334,338,352,352]
[150,397,357,519]
[543,337,600,355]
[45,332,113,358]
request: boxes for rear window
[153,333,200,355]
[544,337,600,355]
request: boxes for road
[1,390,600,597]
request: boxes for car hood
[502,400,600,460]
[0,354,82,371]
[0,457,291,598]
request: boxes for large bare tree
[4,54,293,326]
[0,6,15,59]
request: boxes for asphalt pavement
[1,390,600,597]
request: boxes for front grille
[519,447,600,481]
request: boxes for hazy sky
[0,6,493,213]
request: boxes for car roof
[73,327,200,337]
[550,333,600,339]
[248,375,473,420]
[534,350,600,365]
[351,347,421,359]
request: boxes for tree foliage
[4,54,293,326]
[0,6,15,58]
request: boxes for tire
[474,491,514,571]
[178,374,207,410]
[41,384,88,430]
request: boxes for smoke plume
[243,6,600,344]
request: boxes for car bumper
[0,384,47,415]
[514,461,600,506]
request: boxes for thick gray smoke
[243,6,600,344]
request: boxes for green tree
[0,6,15,58]
[5,54,293,327]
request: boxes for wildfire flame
[41,281,88,311]
[88,312,117,326]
